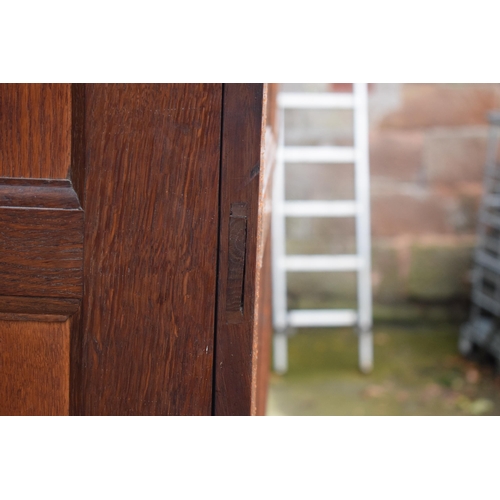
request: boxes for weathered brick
[285,108,353,146]
[432,182,483,233]
[423,126,488,184]
[379,84,500,129]
[371,244,405,302]
[371,191,453,237]
[369,130,424,181]
[285,163,355,201]
[329,83,353,92]
[329,83,375,93]
[286,217,356,254]
[407,238,475,301]
[287,272,357,309]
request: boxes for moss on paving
[267,322,500,416]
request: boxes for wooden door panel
[0,84,71,179]
[0,192,83,299]
[0,321,70,416]
[73,84,222,415]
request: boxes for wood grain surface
[253,84,277,415]
[213,84,265,415]
[0,178,81,208]
[226,202,248,322]
[0,320,70,415]
[255,232,272,415]
[72,84,222,415]
[0,296,80,319]
[0,84,71,179]
[0,206,83,299]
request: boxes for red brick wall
[369,84,500,304]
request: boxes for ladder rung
[283,200,358,218]
[481,235,500,255]
[478,267,500,287]
[284,254,361,272]
[475,249,500,274]
[288,309,358,327]
[282,146,355,164]
[278,92,354,110]
[472,290,500,316]
[484,194,500,208]
[480,211,500,229]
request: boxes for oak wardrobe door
[0,83,273,416]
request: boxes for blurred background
[268,83,500,416]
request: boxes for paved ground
[267,322,500,416]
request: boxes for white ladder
[271,83,373,374]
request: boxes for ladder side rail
[353,83,373,373]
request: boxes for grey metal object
[460,111,500,363]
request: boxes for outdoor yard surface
[267,320,500,416]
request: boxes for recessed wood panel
[74,84,222,415]
[0,201,83,301]
[0,320,70,416]
[0,84,71,179]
